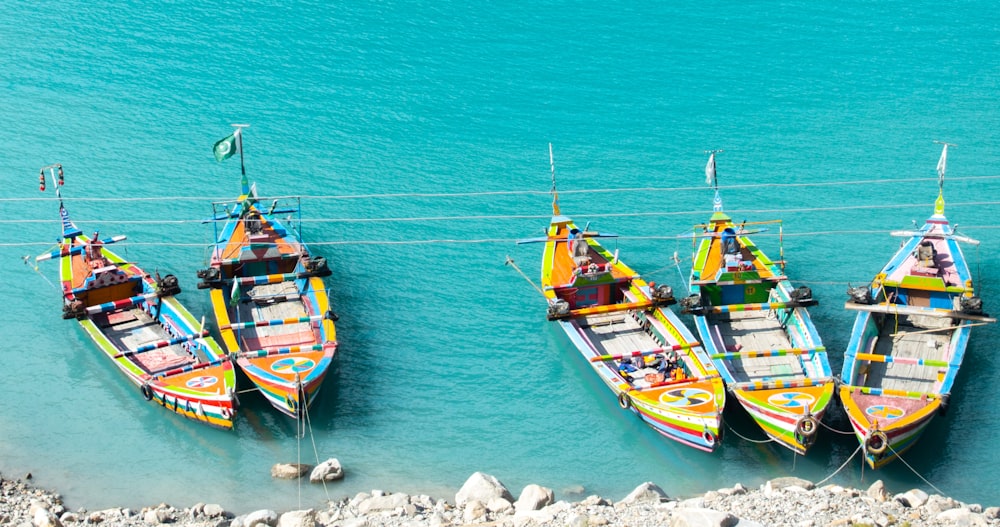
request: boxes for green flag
[229,279,240,306]
[213,132,238,162]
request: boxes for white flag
[936,144,948,186]
[705,153,716,186]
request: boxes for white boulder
[455,472,513,507]
[514,484,554,512]
[309,459,344,483]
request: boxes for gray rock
[56,513,77,524]
[454,472,513,507]
[895,489,929,508]
[338,518,367,527]
[562,484,586,497]
[765,477,815,492]
[485,497,513,514]
[985,507,1000,520]
[309,459,344,483]
[679,497,705,509]
[462,500,486,523]
[925,494,960,515]
[566,512,589,527]
[514,484,554,512]
[866,480,888,502]
[244,509,279,527]
[203,503,227,518]
[935,507,987,526]
[271,464,312,480]
[30,506,61,527]
[670,507,738,527]
[358,493,409,514]
[619,482,668,504]
[142,508,172,524]
[277,509,316,527]
[581,495,610,507]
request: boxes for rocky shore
[3,470,999,527]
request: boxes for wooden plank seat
[844,301,996,322]
[731,376,832,391]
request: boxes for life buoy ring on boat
[618,392,632,410]
[703,429,716,447]
[588,263,599,274]
[140,383,153,401]
[866,430,888,456]
[285,394,299,413]
[221,406,233,420]
[795,415,818,441]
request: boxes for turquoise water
[2,0,1000,513]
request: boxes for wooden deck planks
[867,314,952,393]
[715,311,803,382]
[582,312,658,357]
[103,308,191,372]
[240,281,309,340]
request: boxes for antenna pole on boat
[705,149,724,212]
[549,143,559,215]
[231,123,251,195]
[933,141,956,212]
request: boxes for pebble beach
[4,470,999,527]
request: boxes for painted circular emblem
[215,140,233,157]
[271,357,315,373]
[768,392,815,409]
[186,376,218,389]
[865,405,905,420]
[660,388,712,407]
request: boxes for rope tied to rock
[885,441,945,496]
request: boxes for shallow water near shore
[2,0,1000,514]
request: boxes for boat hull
[837,199,990,468]
[202,193,338,419]
[687,209,833,454]
[539,214,725,451]
[58,230,236,429]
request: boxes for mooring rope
[886,442,945,496]
[504,256,545,297]
[724,421,775,444]
[815,442,864,487]
[22,255,59,291]
[818,418,856,435]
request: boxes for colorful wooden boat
[520,150,725,451]
[197,127,338,418]
[681,153,833,455]
[840,143,994,469]
[35,164,237,429]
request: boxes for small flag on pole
[229,279,240,306]
[936,144,948,187]
[214,129,241,162]
[705,153,717,187]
